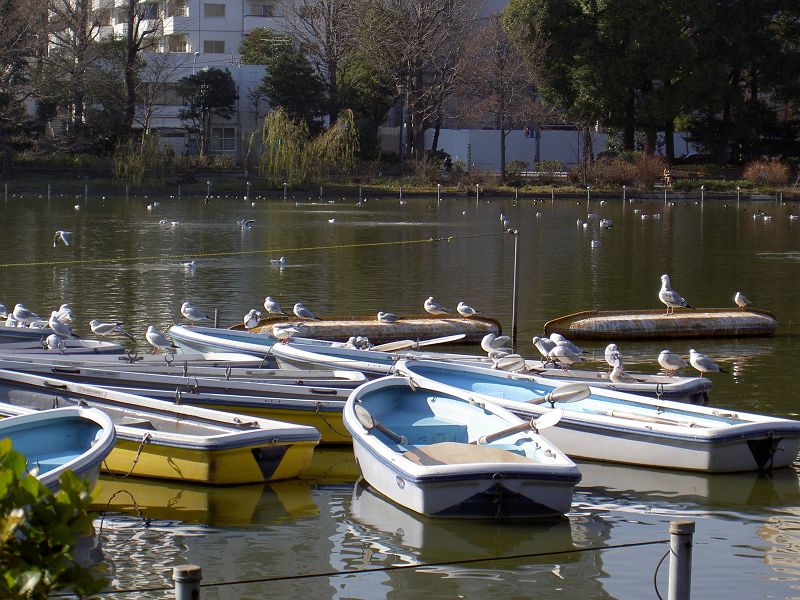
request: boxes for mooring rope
[0,232,508,269]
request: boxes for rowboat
[237,314,502,344]
[543,308,778,339]
[344,376,580,518]
[270,337,712,403]
[0,338,125,354]
[396,359,800,472]
[0,406,116,491]
[0,369,321,484]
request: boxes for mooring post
[399,186,403,201]
[283,182,288,200]
[510,228,521,351]
[586,185,591,209]
[319,185,323,199]
[668,520,694,600]
[700,185,704,204]
[125,184,129,201]
[206,180,212,199]
[514,187,518,200]
[622,184,626,201]
[664,188,668,206]
[551,188,555,204]
[246,180,251,199]
[213,309,220,328]
[47,184,51,202]
[84,183,88,204]
[173,564,202,600]
[178,184,181,200]
[437,183,441,202]
[475,183,480,200]
[359,185,363,201]
[736,186,741,204]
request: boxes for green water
[3,190,800,598]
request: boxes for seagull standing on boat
[181,302,210,325]
[48,312,73,338]
[45,334,67,352]
[604,343,623,372]
[243,309,262,329]
[424,297,450,315]
[456,302,479,318]
[12,303,40,325]
[734,291,751,309]
[547,345,584,369]
[273,323,301,342]
[609,364,637,383]
[532,336,556,362]
[659,274,693,315]
[263,296,286,315]
[53,231,72,247]
[145,325,177,353]
[481,333,511,355]
[657,350,687,376]
[293,303,319,320]
[689,349,728,374]
[377,312,400,324]
[89,319,136,342]
[549,333,586,356]
[54,304,74,324]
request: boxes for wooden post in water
[510,228,521,351]
[173,564,202,600]
[668,520,694,600]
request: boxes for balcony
[243,15,285,34]
[163,14,191,35]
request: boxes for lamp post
[193,51,199,75]
[700,185,705,204]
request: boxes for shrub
[634,153,668,188]
[0,439,106,598]
[535,160,566,184]
[743,159,791,186]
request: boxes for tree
[278,0,357,125]
[177,67,237,156]
[136,52,189,132]
[120,0,161,135]
[238,27,292,65]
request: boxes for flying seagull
[53,231,72,247]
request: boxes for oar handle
[475,419,532,445]
[374,421,408,445]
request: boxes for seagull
[532,336,557,361]
[243,309,262,329]
[4,315,19,327]
[689,348,728,374]
[609,364,638,384]
[12,303,40,325]
[89,319,136,341]
[54,304,74,324]
[547,345,584,369]
[47,313,73,338]
[0,304,6,318]
[549,333,586,356]
[659,274,693,315]
[270,257,285,266]
[481,333,511,354]
[456,301,479,318]
[600,218,613,229]
[237,219,255,228]
[424,297,450,315]
[377,312,400,324]
[53,231,72,247]
[273,323,301,342]
[658,350,687,375]
[182,261,197,271]
[263,296,286,315]
[604,343,623,372]
[145,325,177,353]
[293,303,319,320]
[45,334,67,352]
[734,291,751,309]
[328,218,335,223]
[181,302,209,325]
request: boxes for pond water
[2,189,800,598]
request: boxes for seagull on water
[659,274,693,315]
[424,297,450,315]
[689,349,728,374]
[237,219,255,228]
[270,257,285,266]
[243,309,262,329]
[657,350,687,376]
[89,319,136,341]
[182,261,197,271]
[263,296,286,315]
[293,303,319,320]
[181,302,209,325]
[12,303,40,325]
[604,343,623,372]
[456,301,479,318]
[53,231,72,247]
[145,325,177,353]
[377,312,400,324]
[734,291,751,309]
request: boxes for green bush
[0,439,106,598]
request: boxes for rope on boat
[102,433,152,479]
[64,537,669,596]
[0,232,507,269]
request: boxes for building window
[167,34,189,52]
[211,127,236,152]
[203,40,225,53]
[166,1,188,17]
[249,2,275,16]
[204,3,225,17]
[139,2,159,19]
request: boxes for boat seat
[385,418,467,445]
[403,442,535,466]
[119,417,156,430]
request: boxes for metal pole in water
[206,180,211,199]
[586,185,591,210]
[125,184,129,201]
[622,185,626,201]
[399,186,403,201]
[551,188,555,204]
[4,183,7,203]
[84,184,88,204]
[47,184,51,202]
[213,309,220,328]
[319,186,323,200]
[246,180,251,199]
[284,182,288,200]
[178,184,181,200]
[668,520,695,600]
[700,185,704,204]
[437,183,441,202]
[736,186,740,205]
[173,564,202,600]
[664,188,668,207]
[359,185,363,201]
[510,229,521,351]
[475,183,480,200]
[514,187,518,200]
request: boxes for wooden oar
[527,383,592,407]
[583,406,708,428]
[353,404,408,444]
[473,409,564,445]
[371,334,466,352]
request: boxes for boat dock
[543,308,778,339]
[240,315,502,344]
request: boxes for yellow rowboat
[543,308,778,340]
[0,369,320,484]
[238,314,502,344]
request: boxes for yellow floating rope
[0,232,507,269]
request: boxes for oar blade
[414,333,467,347]
[372,339,415,352]
[493,354,527,372]
[533,408,564,431]
[353,403,375,430]
[548,383,591,404]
